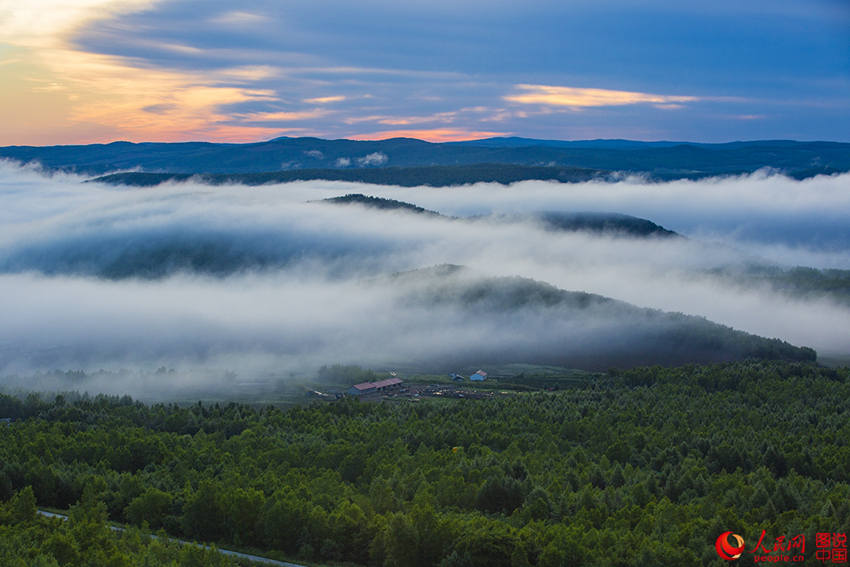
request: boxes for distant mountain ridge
[447,137,692,149]
[2,136,848,180]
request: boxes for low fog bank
[4,163,850,257]
[0,269,815,393]
[363,170,850,257]
[0,163,848,390]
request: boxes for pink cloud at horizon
[350,128,508,143]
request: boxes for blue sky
[1,0,848,143]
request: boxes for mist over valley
[1,161,847,394]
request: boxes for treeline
[1,361,848,566]
[91,164,604,188]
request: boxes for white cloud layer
[0,163,848,389]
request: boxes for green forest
[2,360,849,566]
[0,486,251,567]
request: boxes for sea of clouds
[1,161,848,393]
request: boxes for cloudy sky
[1,0,849,145]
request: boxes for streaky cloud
[504,84,698,108]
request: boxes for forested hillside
[321,193,441,215]
[3,137,848,179]
[0,489,251,567]
[1,361,848,566]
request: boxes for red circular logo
[716,532,745,560]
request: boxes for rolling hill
[3,136,848,180]
[387,265,816,369]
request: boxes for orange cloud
[59,51,280,139]
[377,112,456,126]
[237,109,329,122]
[303,95,346,104]
[505,84,697,108]
[0,1,296,144]
[0,39,285,144]
[352,128,507,143]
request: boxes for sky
[1,0,849,145]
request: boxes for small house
[470,370,487,381]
